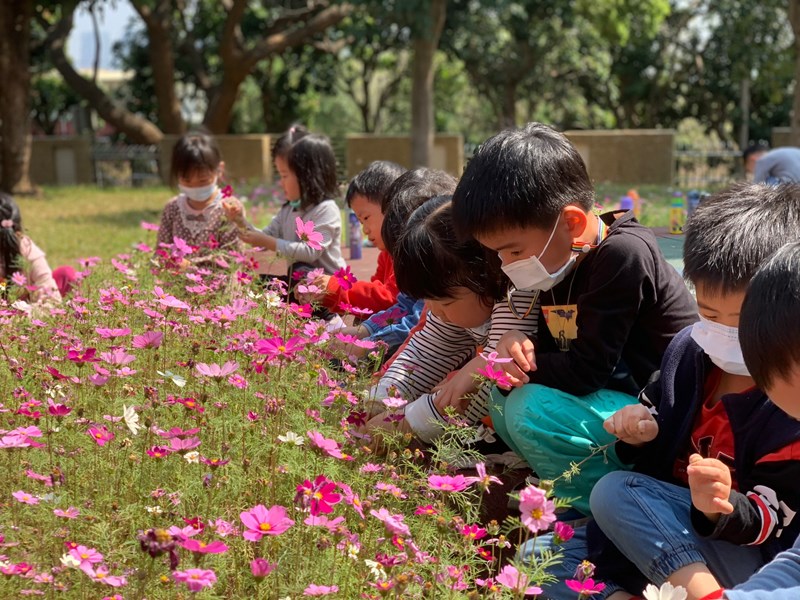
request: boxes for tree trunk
[44,5,164,144]
[132,0,185,134]
[203,68,250,134]
[410,0,447,168]
[0,0,35,194]
[499,81,517,129]
[739,75,750,149]
[790,0,800,146]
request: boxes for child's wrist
[356,324,369,338]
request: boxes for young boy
[302,161,405,313]
[450,122,698,510]
[586,185,800,600]
[718,241,800,600]
[332,168,457,360]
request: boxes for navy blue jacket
[591,326,800,588]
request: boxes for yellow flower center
[259,523,272,531]
[96,572,105,579]
[278,345,286,353]
[531,508,543,520]
[80,553,88,559]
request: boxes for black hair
[740,242,800,392]
[742,142,770,165]
[286,134,339,208]
[273,123,309,160]
[0,192,23,281]
[380,168,458,256]
[170,132,221,183]
[683,182,800,295]
[394,196,503,305]
[345,161,406,208]
[452,122,594,239]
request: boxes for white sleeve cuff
[404,395,446,443]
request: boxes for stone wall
[345,134,464,178]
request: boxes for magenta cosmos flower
[295,475,341,516]
[180,539,228,555]
[250,558,276,579]
[295,217,324,251]
[173,568,217,592]
[518,485,556,534]
[240,505,294,541]
[87,426,115,447]
[428,474,469,492]
[256,336,304,361]
[495,564,542,596]
[566,578,606,596]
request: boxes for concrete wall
[346,134,464,178]
[29,137,94,185]
[564,129,675,185]
[159,134,273,184]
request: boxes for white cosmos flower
[277,431,304,445]
[144,505,163,514]
[59,553,81,569]
[122,405,142,436]
[643,583,688,600]
[184,451,200,464]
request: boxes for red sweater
[323,249,398,313]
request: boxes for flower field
[0,224,578,599]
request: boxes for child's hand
[222,197,245,222]
[237,228,265,246]
[495,330,536,388]
[313,274,331,291]
[687,454,734,521]
[603,403,658,446]
[433,358,482,413]
[363,411,413,454]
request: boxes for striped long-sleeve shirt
[371,290,540,442]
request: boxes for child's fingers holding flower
[222,197,245,220]
[495,330,535,387]
[687,454,734,519]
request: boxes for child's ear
[562,205,588,238]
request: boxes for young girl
[223,128,345,276]
[366,195,540,443]
[0,193,62,304]
[157,132,241,254]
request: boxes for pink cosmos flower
[54,507,80,519]
[476,363,514,389]
[95,327,131,339]
[465,462,503,493]
[414,505,438,516]
[67,348,99,364]
[86,565,127,587]
[295,475,341,516]
[0,426,44,448]
[169,437,201,452]
[518,485,556,534]
[295,217,324,251]
[428,474,469,492]
[303,584,339,596]
[565,578,606,596]
[240,505,294,541]
[256,336,304,361]
[173,568,217,592]
[11,272,27,286]
[495,564,542,596]
[100,348,136,366]
[554,521,575,544]
[221,185,234,198]
[47,401,71,417]
[460,524,487,541]
[333,266,357,291]
[195,361,239,380]
[69,545,104,568]
[369,508,411,537]
[132,331,163,349]
[180,539,228,554]
[141,221,160,231]
[250,558,276,579]
[307,431,351,460]
[12,490,39,505]
[146,446,172,459]
[87,426,115,447]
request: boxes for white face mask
[690,316,750,376]
[501,218,576,292]
[469,320,491,339]
[180,179,217,203]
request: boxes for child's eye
[509,251,522,257]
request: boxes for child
[0,193,62,304]
[223,130,345,277]
[333,168,457,360]
[367,195,540,444]
[451,122,698,510]
[721,241,800,600]
[301,161,406,313]
[157,132,241,254]
[584,184,800,600]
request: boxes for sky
[67,2,138,70]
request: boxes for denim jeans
[590,471,765,588]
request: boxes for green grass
[18,184,681,268]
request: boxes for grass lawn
[19,183,680,267]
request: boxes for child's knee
[589,470,631,523]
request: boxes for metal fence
[92,144,161,187]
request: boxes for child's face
[349,194,385,251]
[426,287,493,329]
[178,168,219,202]
[767,368,800,419]
[694,283,745,329]
[477,215,575,274]
[275,156,301,202]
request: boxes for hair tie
[1,220,13,229]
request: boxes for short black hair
[287,134,339,208]
[394,195,503,305]
[380,168,458,256]
[273,123,309,160]
[742,142,770,165]
[683,182,800,295]
[0,192,22,281]
[345,161,406,208]
[170,133,221,183]
[452,122,594,239]
[740,242,800,391]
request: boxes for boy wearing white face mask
[582,184,800,600]
[451,123,697,517]
[157,132,242,259]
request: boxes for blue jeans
[590,471,764,587]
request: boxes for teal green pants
[489,384,636,516]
